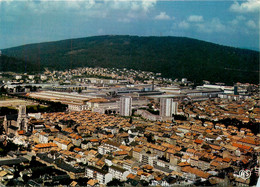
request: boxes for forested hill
[0,55,37,73]
[2,35,259,84]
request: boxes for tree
[0,86,7,94]
[249,168,258,186]
[30,156,37,167]
[77,88,82,94]
[22,174,29,183]
[107,179,123,186]
[129,117,133,124]
[140,180,149,186]
[119,128,125,133]
[145,133,155,143]
[55,125,62,131]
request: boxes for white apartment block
[108,166,130,181]
[160,98,173,117]
[85,166,112,185]
[119,96,132,116]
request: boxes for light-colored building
[108,165,130,181]
[28,75,35,80]
[53,138,73,150]
[15,75,22,80]
[40,75,48,81]
[160,98,173,117]
[98,141,120,155]
[85,166,112,185]
[68,104,89,112]
[39,132,49,143]
[33,143,58,153]
[172,102,178,115]
[119,96,132,116]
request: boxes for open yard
[0,99,37,108]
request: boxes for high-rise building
[172,101,178,115]
[160,98,173,117]
[119,96,132,116]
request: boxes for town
[0,67,259,186]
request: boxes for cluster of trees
[10,94,67,113]
[0,55,39,73]
[26,105,48,113]
[0,107,17,116]
[0,93,67,114]
[0,140,18,157]
[218,118,260,135]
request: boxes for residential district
[0,67,259,186]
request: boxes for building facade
[119,96,132,116]
[160,98,173,117]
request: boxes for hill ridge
[2,35,259,84]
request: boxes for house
[122,160,138,173]
[147,143,167,158]
[140,172,154,182]
[82,139,100,149]
[33,143,58,153]
[113,151,129,159]
[98,140,121,155]
[53,138,73,150]
[128,129,138,136]
[126,173,139,183]
[238,137,260,148]
[132,148,142,162]
[85,165,112,185]
[39,132,54,143]
[75,154,87,164]
[0,170,14,181]
[140,151,157,166]
[81,140,89,150]
[181,166,210,181]
[198,157,211,171]
[177,125,191,134]
[69,134,82,146]
[108,165,130,181]
[87,179,99,187]
[119,145,132,156]
[234,176,250,186]
[153,158,174,174]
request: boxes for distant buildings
[15,75,22,80]
[40,75,48,81]
[119,96,132,116]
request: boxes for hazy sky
[0,0,259,50]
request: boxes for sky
[0,0,259,51]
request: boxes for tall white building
[119,96,132,116]
[172,101,178,115]
[160,98,173,117]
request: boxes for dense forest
[0,55,37,73]
[2,35,259,84]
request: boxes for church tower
[17,105,28,132]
